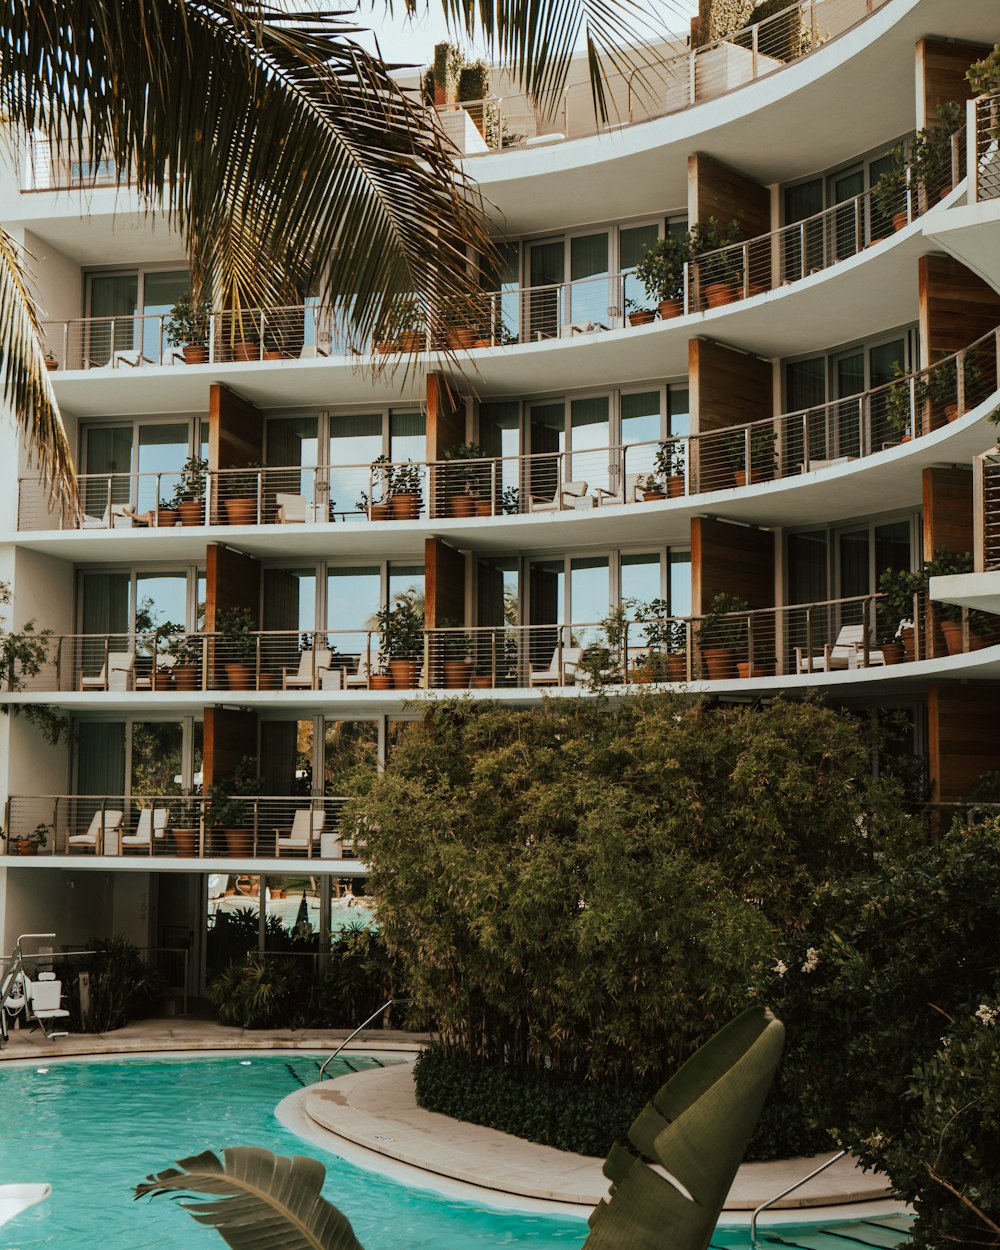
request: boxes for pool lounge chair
[122,807,171,852]
[528,481,592,512]
[68,808,124,853]
[275,809,326,857]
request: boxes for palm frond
[135,1147,366,1250]
[0,229,75,505]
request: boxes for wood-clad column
[928,683,1000,803]
[203,544,261,786]
[691,518,775,613]
[203,708,258,789]
[208,383,263,470]
[426,537,467,687]
[923,467,974,560]
[915,38,992,128]
[205,544,261,631]
[689,338,773,491]
[427,372,466,517]
[688,153,770,236]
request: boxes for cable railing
[974,447,1000,572]
[3,794,357,861]
[971,93,1000,202]
[432,0,886,154]
[20,136,127,192]
[19,327,1000,533]
[11,588,999,698]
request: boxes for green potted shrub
[635,599,685,681]
[654,442,686,497]
[390,461,423,520]
[375,592,424,688]
[216,606,258,690]
[909,101,963,203]
[172,796,201,857]
[878,565,922,662]
[171,455,209,525]
[635,232,689,319]
[872,144,909,234]
[639,472,665,501]
[11,822,49,856]
[625,297,655,327]
[357,454,393,520]
[437,617,474,688]
[440,443,491,517]
[165,293,211,365]
[164,629,203,691]
[689,218,743,307]
[698,591,750,679]
[922,549,987,655]
[220,463,262,526]
[724,425,776,485]
[207,756,262,857]
[882,364,914,441]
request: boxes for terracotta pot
[389,658,420,688]
[738,660,772,679]
[628,310,655,327]
[892,211,908,232]
[747,282,768,298]
[44,357,59,371]
[223,497,257,525]
[658,298,682,320]
[938,184,953,201]
[390,493,421,520]
[257,673,277,691]
[447,327,476,350]
[665,476,685,498]
[881,641,905,666]
[225,829,253,857]
[705,282,738,308]
[449,495,476,518]
[899,625,916,663]
[940,619,971,655]
[666,655,687,681]
[472,674,493,688]
[368,503,391,521]
[232,341,259,362]
[263,349,285,361]
[182,344,209,364]
[443,659,474,689]
[643,490,666,502]
[156,508,179,527]
[369,673,392,690]
[944,401,959,423]
[474,499,492,516]
[225,662,255,690]
[173,665,200,691]
[173,828,198,857]
[177,500,205,526]
[732,469,764,487]
[12,840,38,856]
[702,648,737,680]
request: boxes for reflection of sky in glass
[621,554,661,645]
[141,270,189,363]
[570,396,610,491]
[670,552,692,617]
[328,568,381,655]
[668,386,691,439]
[389,565,424,605]
[389,412,425,464]
[137,423,189,512]
[570,557,609,644]
[330,415,382,516]
[291,573,317,633]
[136,573,188,630]
[621,391,661,481]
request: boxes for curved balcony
[8,589,999,703]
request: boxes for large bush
[349,693,910,1154]
[56,936,164,1032]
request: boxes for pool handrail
[750,1148,847,1241]
[318,997,405,1080]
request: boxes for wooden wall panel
[209,383,263,471]
[205,543,261,631]
[690,338,774,491]
[922,466,974,559]
[928,683,1000,802]
[426,372,466,460]
[919,255,1000,363]
[688,152,770,238]
[203,707,258,788]
[425,537,466,627]
[916,38,991,128]
[691,517,775,613]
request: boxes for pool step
[756,1216,912,1250]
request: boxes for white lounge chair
[275,493,308,523]
[795,624,884,672]
[275,809,326,857]
[122,807,170,851]
[80,651,134,692]
[344,644,379,689]
[24,972,70,1038]
[528,481,592,512]
[68,808,124,853]
[282,648,332,690]
[80,503,141,529]
[596,473,644,507]
[529,646,583,686]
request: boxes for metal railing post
[957,347,966,415]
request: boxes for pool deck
[0,1017,904,1223]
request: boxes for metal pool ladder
[318,997,404,1080]
[750,1148,847,1243]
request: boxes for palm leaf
[135,1147,366,1250]
[0,228,75,504]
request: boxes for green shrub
[57,936,164,1032]
[208,953,307,1028]
[308,924,401,1029]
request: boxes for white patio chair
[24,972,70,1037]
[68,808,124,853]
[795,624,883,672]
[529,481,591,512]
[529,646,583,686]
[282,648,332,690]
[275,809,326,857]
[275,493,308,523]
[80,651,134,692]
[344,643,379,689]
[596,473,644,507]
[122,807,171,851]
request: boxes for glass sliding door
[327,566,381,674]
[869,338,906,445]
[621,390,661,483]
[80,572,130,678]
[830,167,864,262]
[83,425,134,517]
[526,239,563,341]
[620,223,659,318]
[330,413,382,520]
[786,357,828,464]
[266,415,320,520]
[136,423,189,513]
[479,402,520,510]
[527,402,565,504]
[782,179,824,281]
[569,396,610,493]
[131,722,184,797]
[833,350,866,457]
[141,270,190,362]
[87,273,138,366]
[569,556,610,646]
[569,232,609,325]
[621,553,661,646]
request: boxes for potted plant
[635,600,684,681]
[909,101,963,204]
[440,443,490,517]
[43,351,59,371]
[625,298,655,327]
[216,606,258,689]
[640,473,665,502]
[358,454,393,520]
[156,494,179,527]
[220,463,262,526]
[872,145,909,234]
[172,796,201,857]
[207,756,262,857]
[698,592,750,679]
[172,455,208,525]
[438,617,475,687]
[376,592,424,688]
[11,823,49,855]
[724,426,776,485]
[165,631,203,690]
[922,549,984,655]
[689,218,743,307]
[229,310,261,361]
[875,598,905,665]
[654,442,686,498]
[635,231,688,319]
[165,292,211,365]
[882,365,914,441]
[878,566,921,662]
[390,461,423,520]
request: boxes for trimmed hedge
[414,1047,824,1160]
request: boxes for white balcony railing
[971,93,1000,202]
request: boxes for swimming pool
[0,1053,910,1250]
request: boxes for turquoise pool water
[0,1054,910,1250]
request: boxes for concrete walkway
[302,1059,894,1212]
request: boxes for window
[86,266,189,365]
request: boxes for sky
[352,0,701,68]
